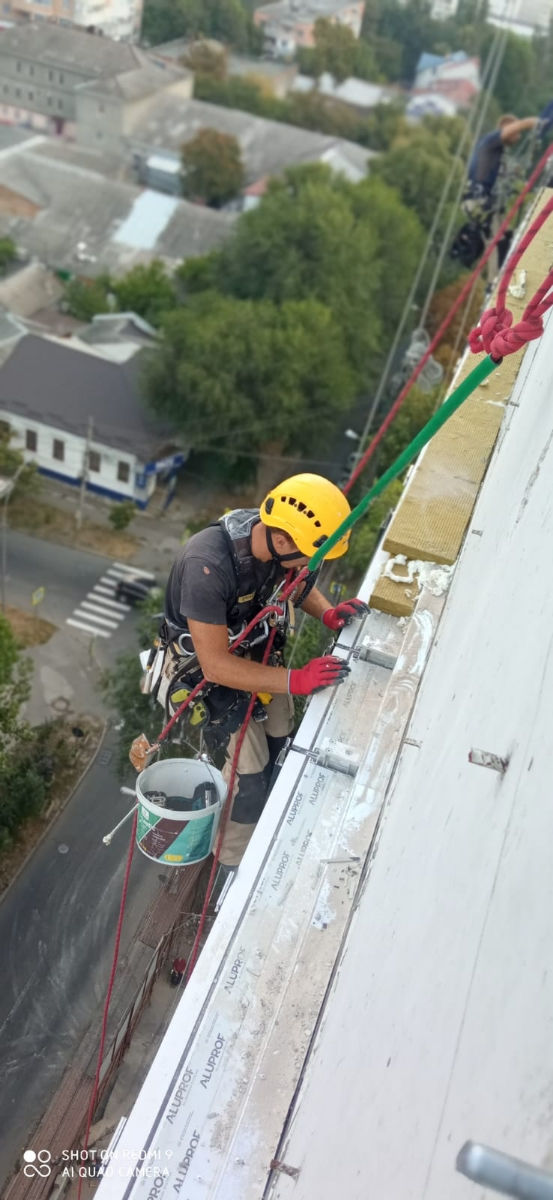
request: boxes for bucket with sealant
[135,758,226,866]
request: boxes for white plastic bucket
[135,758,226,866]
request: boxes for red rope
[344,143,553,495]
[77,810,138,1200]
[183,625,278,984]
[469,192,553,358]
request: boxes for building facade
[0,0,144,42]
[254,0,365,59]
[0,324,186,506]
[0,23,186,135]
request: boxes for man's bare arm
[187,619,290,694]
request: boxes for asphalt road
[4,529,115,622]
[0,533,166,1187]
[0,729,165,1190]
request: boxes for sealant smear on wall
[383,554,455,598]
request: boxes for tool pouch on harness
[148,625,270,749]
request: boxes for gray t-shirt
[165,522,279,631]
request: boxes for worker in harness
[162,473,367,873]
[451,113,540,271]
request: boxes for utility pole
[75,416,93,532]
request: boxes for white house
[0,316,186,507]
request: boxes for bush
[108,500,136,531]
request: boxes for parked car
[115,575,160,605]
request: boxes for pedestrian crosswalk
[66,561,155,639]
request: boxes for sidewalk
[31,474,251,579]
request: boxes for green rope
[309,354,500,572]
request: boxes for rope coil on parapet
[469,193,553,359]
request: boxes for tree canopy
[181,128,245,207]
[141,0,257,51]
[298,17,379,82]
[144,291,356,456]
[214,165,423,377]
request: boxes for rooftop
[255,0,363,21]
[76,61,188,102]
[0,261,64,318]
[0,333,170,457]
[130,96,373,185]
[0,22,157,77]
[0,138,236,276]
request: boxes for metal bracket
[468,748,509,775]
[358,644,398,670]
[315,741,360,777]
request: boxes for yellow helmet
[260,473,351,561]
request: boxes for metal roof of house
[0,333,171,457]
[76,62,188,102]
[0,22,153,77]
[0,262,64,318]
[93,194,553,1200]
[0,140,235,276]
[255,0,362,21]
[129,97,374,186]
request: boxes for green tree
[216,164,423,379]
[298,17,379,82]
[144,291,356,455]
[181,128,245,207]
[0,237,17,276]
[112,261,176,327]
[64,275,113,321]
[141,0,255,51]
[372,123,464,231]
[181,40,228,78]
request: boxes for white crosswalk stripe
[65,559,153,639]
[85,590,130,612]
[67,617,111,638]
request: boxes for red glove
[288,655,350,696]
[322,599,369,631]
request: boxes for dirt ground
[9,493,139,559]
[0,715,105,896]
[5,603,57,646]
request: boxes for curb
[0,717,109,908]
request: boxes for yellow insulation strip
[370,188,553,616]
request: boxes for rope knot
[468,306,512,356]
[489,311,544,359]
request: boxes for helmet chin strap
[266,527,306,565]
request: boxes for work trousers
[215,693,295,867]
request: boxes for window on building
[117,461,130,483]
[96,130,102,139]
[25,429,37,452]
[15,87,21,98]
[98,102,105,113]
[89,450,101,473]
[28,90,34,101]
[48,69,54,81]
[47,95,52,106]
[3,85,8,94]
[52,438,64,462]
[59,72,64,83]
[16,61,21,72]
[29,65,34,76]
[57,98,64,111]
